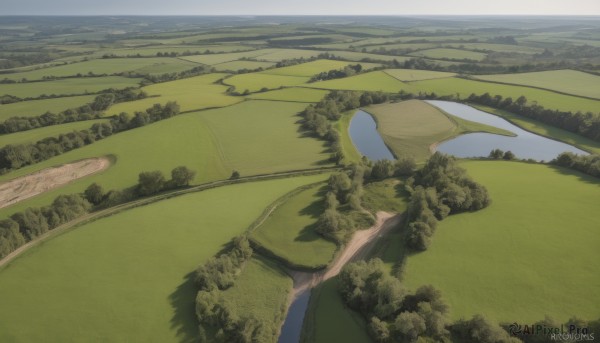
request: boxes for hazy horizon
[1,0,599,16]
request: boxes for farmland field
[0,174,328,343]
[105,73,240,115]
[0,119,108,146]
[212,60,275,72]
[246,87,328,102]
[0,94,95,119]
[304,71,407,92]
[408,48,488,61]
[384,68,455,81]
[0,76,142,98]
[404,161,600,322]
[223,73,310,93]
[251,182,337,269]
[180,50,270,65]
[262,59,380,77]
[474,69,600,99]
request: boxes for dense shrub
[552,152,600,178]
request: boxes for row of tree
[194,237,272,342]
[308,64,364,82]
[465,92,600,142]
[0,165,196,260]
[0,101,180,173]
[0,88,146,134]
[404,153,491,251]
[552,152,600,178]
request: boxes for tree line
[308,63,364,82]
[0,101,180,174]
[551,152,600,178]
[404,153,491,251]
[0,88,147,134]
[0,165,195,259]
[194,237,274,343]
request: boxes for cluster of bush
[134,65,213,85]
[466,93,600,142]
[552,152,600,178]
[339,258,451,342]
[404,153,491,251]
[488,148,516,160]
[0,88,146,134]
[0,165,195,259]
[301,90,390,164]
[0,101,180,173]
[308,63,364,82]
[194,237,270,343]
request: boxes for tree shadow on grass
[547,165,600,186]
[295,186,327,242]
[169,272,199,343]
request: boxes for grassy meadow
[246,87,328,103]
[0,95,96,119]
[0,174,327,343]
[408,48,488,61]
[0,76,142,98]
[0,119,108,146]
[474,69,600,99]
[223,73,310,93]
[403,161,600,323]
[384,68,455,81]
[212,60,276,72]
[251,183,337,269]
[105,73,241,115]
[304,71,407,92]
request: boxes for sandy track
[288,211,402,299]
[0,157,110,210]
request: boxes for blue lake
[348,110,395,161]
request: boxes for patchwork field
[474,69,600,99]
[409,48,487,61]
[251,183,337,269]
[212,60,276,72]
[105,73,241,115]
[247,87,328,102]
[180,50,270,65]
[411,77,600,113]
[223,73,310,93]
[0,174,327,343]
[0,76,143,98]
[0,119,108,146]
[261,59,380,77]
[404,161,600,323]
[197,100,332,175]
[0,94,95,119]
[304,70,407,92]
[0,58,201,81]
[384,68,455,81]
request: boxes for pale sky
[1,0,599,15]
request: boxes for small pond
[348,110,395,161]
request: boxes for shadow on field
[548,165,600,186]
[295,187,327,242]
[169,272,199,343]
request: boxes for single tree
[171,166,196,187]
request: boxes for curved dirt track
[0,157,110,210]
[288,211,402,299]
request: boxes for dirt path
[288,211,401,299]
[0,157,110,210]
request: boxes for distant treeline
[0,165,196,259]
[0,88,146,134]
[552,152,600,178]
[308,63,364,82]
[0,101,179,174]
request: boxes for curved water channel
[348,101,588,162]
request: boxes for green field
[404,161,600,323]
[0,174,327,343]
[0,94,95,119]
[247,87,328,102]
[301,278,373,343]
[409,48,487,61]
[410,77,600,113]
[0,76,142,98]
[105,73,241,115]
[304,71,407,92]
[97,45,253,57]
[219,256,292,342]
[325,51,408,62]
[0,58,200,80]
[0,119,108,147]
[223,73,310,93]
[197,100,332,175]
[384,68,455,81]
[261,59,380,77]
[255,49,325,62]
[213,60,276,72]
[251,183,337,269]
[474,69,600,99]
[180,50,270,65]
[364,100,512,161]
[443,43,544,54]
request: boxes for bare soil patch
[0,157,110,210]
